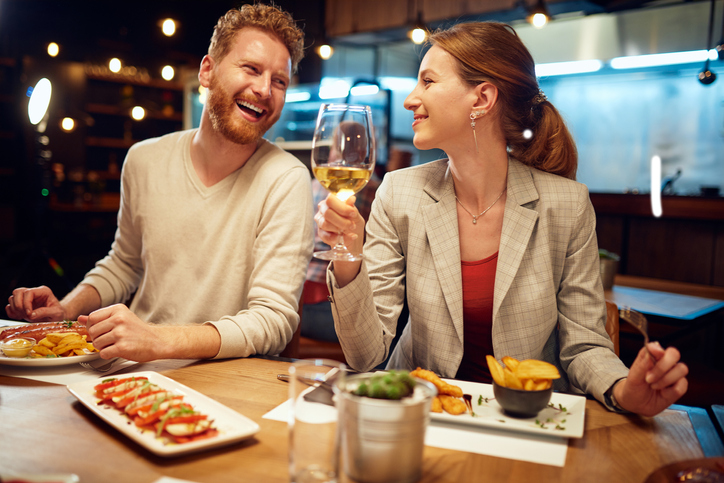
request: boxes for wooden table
[0,356,718,483]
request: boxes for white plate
[430,379,586,439]
[0,351,100,366]
[67,371,261,457]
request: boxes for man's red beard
[205,78,279,145]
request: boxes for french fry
[485,355,506,387]
[523,378,535,391]
[29,332,93,358]
[502,356,520,371]
[534,379,551,390]
[503,367,524,389]
[32,345,54,356]
[514,359,561,380]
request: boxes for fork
[80,357,121,373]
[619,307,655,362]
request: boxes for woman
[315,22,687,416]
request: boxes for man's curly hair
[209,3,305,73]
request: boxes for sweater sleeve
[208,165,314,358]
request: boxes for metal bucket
[600,258,619,290]
[337,374,437,483]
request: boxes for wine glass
[311,103,376,261]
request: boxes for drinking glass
[311,103,376,261]
[288,359,346,483]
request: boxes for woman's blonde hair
[429,22,577,179]
[209,3,305,74]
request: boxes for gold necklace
[455,188,506,225]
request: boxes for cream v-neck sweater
[82,129,313,358]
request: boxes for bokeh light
[109,58,122,73]
[61,117,75,131]
[131,106,146,120]
[47,42,59,57]
[161,65,175,80]
[162,19,176,36]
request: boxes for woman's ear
[473,81,498,113]
[198,55,214,88]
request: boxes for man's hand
[614,342,689,417]
[81,304,221,362]
[5,286,67,322]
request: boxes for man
[5,4,313,362]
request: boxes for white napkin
[262,399,568,466]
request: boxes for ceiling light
[408,11,427,44]
[527,0,551,29]
[535,59,602,76]
[610,50,714,69]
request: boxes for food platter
[0,351,100,367]
[67,371,261,457]
[430,379,586,439]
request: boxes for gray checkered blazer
[329,157,629,406]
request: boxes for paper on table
[612,286,724,320]
[262,399,568,466]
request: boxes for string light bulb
[61,117,75,131]
[47,42,59,57]
[131,106,145,120]
[162,18,176,37]
[109,58,122,73]
[161,65,175,81]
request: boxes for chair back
[605,300,620,356]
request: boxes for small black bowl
[493,381,553,418]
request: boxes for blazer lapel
[494,159,540,319]
[422,163,464,345]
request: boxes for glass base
[313,248,363,262]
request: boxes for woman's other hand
[614,342,689,417]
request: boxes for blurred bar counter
[591,194,724,288]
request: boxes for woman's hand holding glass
[311,104,375,261]
[315,193,366,286]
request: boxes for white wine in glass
[311,103,376,261]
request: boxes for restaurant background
[0,0,722,404]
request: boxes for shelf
[86,72,184,91]
[49,193,120,213]
[86,103,183,121]
[85,137,138,149]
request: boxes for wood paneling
[591,194,724,287]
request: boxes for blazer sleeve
[556,185,629,407]
[328,176,406,372]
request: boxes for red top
[455,251,498,384]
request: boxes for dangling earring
[470,110,486,153]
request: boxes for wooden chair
[605,299,620,356]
